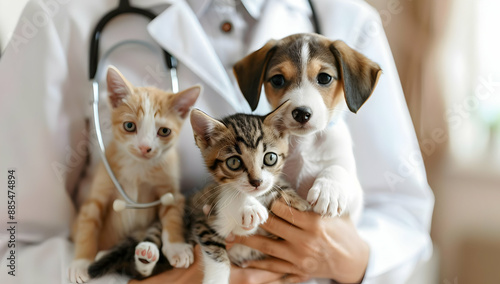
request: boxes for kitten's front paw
[307,178,347,217]
[135,242,160,277]
[162,243,194,268]
[68,259,91,283]
[239,203,268,230]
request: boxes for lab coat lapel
[246,0,312,53]
[147,0,238,108]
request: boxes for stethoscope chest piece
[113,193,175,212]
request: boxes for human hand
[229,265,296,284]
[226,200,369,283]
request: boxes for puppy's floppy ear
[233,40,278,111]
[329,40,382,113]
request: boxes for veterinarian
[0,0,433,283]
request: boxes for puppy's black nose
[292,107,312,124]
[249,179,262,188]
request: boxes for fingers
[230,266,285,284]
[243,257,312,283]
[192,244,203,264]
[282,274,310,284]
[228,235,296,262]
[259,213,302,241]
[264,274,310,284]
[243,256,301,275]
[270,199,318,230]
[226,234,236,250]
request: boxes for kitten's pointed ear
[190,109,226,149]
[107,66,134,108]
[172,85,202,119]
[329,40,382,113]
[263,100,291,137]
[233,40,278,111]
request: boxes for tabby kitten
[188,101,310,284]
[68,66,199,283]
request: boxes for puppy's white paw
[307,178,348,217]
[162,243,194,268]
[135,242,160,277]
[68,259,91,283]
[239,203,268,230]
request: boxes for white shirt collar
[186,0,266,19]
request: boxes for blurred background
[1,0,499,283]
[364,0,500,283]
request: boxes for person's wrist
[352,239,370,284]
[330,237,369,284]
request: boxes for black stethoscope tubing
[89,0,320,80]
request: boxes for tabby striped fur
[188,101,310,284]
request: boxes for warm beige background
[366,1,500,283]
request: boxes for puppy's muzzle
[292,106,312,124]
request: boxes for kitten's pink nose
[249,179,262,188]
[139,145,152,155]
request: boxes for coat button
[221,21,232,33]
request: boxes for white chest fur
[283,120,355,197]
[212,186,272,238]
[111,151,175,236]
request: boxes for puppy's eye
[263,152,278,166]
[270,75,285,88]
[157,127,171,137]
[123,122,136,132]
[317,73,332,85]
[226,156,242,171]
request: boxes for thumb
[225,233,236,250]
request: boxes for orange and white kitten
[68,66,200,283]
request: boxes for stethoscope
[90,0,320,212]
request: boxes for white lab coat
[0,0,433,283]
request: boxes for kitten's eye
[270,75,285,88]
[317,73,332,85]
[263,152,278,166]
[226,156,242,171]
[123,122,136,132]
[157,127,171,137]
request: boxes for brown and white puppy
[233,33,381,220]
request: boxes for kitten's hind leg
[95,250,110,261]
[202,251,230,284]
[159,193,194,268]
[134,242,160,277]
[88,237,138,279]
[194,222,230,284]
[133,220,167,277]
